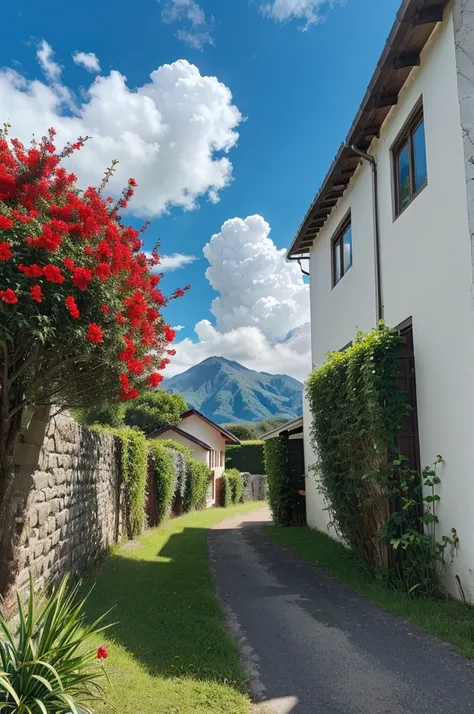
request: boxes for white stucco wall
[154,428,209,464]
[305,6,474,598]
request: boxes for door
[395,322,421,473]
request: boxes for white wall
[180,414,227,505]
[305,6,474,598]
[154,428,209,464]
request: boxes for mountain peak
[163,357,302,424]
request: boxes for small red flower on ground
[30,284,43,303]
[0,241,13,260]
[0,216,14,230]
[86,323,104,344]
[0,289,18,304]
[97,645,108,660]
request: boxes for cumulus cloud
[158,253,198,272]
[72,51,101,73]
[0,47,242,216]
[169,215,311,381]
[261,0,342,28]
[161,0,214,49]
[173,325,185,331]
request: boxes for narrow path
[209,508,474,714]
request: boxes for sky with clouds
[1,0,400,382]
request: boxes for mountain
[163,356,303,425]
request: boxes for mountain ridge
[163,356,302,424]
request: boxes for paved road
[209,508,474,714]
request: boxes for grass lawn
[263,525,474,658]
[84,503,265,714]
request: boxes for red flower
[0,242,13,260]
[127,358,144,376]
[65,296,80,319]
[96,263,111,281]
[167,349,176,356]
[173,288,185,298]
[0,216,14,230]
[163,325,176,343]
[146,307,158,323]
[72,267,93,291]
[64,257,75,270]
[120,373,130,389]
[116,312,125,325]
[27,225,62,252]
[101,304,110,315]
[30,284,43,303]
[19,264,43,278]
[148,373,163,388]
[43,265,65,284]
[0,288,18,304]
[86,323,104,344]
[128,178,137,187]
[97,645,108,660]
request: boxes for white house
[287,0,474,598]
[149,409,240,506]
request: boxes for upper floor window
[332,217,352,286]
[393,104,427,217]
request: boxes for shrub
[0,575,109,713]
[148,440,175,525]
[226,468,244,504]
[123,391,188,435]
[158,439,193,457]
[264,438,304,525]
[222,423,256,440]
[219,473,232,508]
[226,440,265,474]
[184,458,210,512]
[113,427,147,537]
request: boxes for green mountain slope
[163,356,302,424]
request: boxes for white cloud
[261,0,341,28]
[169,215,311,381]
[173,325,185,331]
[0,48,242,217]
[158,253,198,272]
[36,40,62,82]
[72,51,101,73]
[161,0,214,49]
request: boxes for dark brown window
[393,105,427,217]
[332,218,352,286]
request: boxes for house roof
[148,425,213,451]
[287,0,447,258]
[260,416,303,441]
[180,409,241,445]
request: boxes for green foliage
[222,423,256,440]
[219,473,232,508]
[264,438,304,525]
[226,469,244,505]
[148,441,176,525]
[0,575,109,713]
[157,439,193,457]
[122,391,188,435]
[184,458,210,512]
[306,324,408,566]
[226,441,264,474]
[255,417,289,436]
[76,402,125,428]
[113,427,147,537]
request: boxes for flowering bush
[0,126,188,591]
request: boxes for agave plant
[0,575,111,713]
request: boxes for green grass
[263,525,474,658]
[83,503,266,714]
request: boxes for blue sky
[0,0,400,379]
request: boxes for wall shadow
[82,526,247,690]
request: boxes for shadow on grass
[82,525,247,690]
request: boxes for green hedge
[219,473,232,508]
[113,427,148,537]
[148,441,175,525]
[226,468,244,504]
[184,458,210,512]
[226,440,264,474]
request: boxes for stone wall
[241,472,267,502]
[15,413,124,595]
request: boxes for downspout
[348,145,384,323]
[287,255,310,277]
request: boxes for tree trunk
[0,406,50,605]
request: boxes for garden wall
[14,412,124,596]
[241,472,267,502]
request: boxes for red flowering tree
[0,127,187,594]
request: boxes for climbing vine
[113,427,148,538]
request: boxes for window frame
[331,212,352,288]
[392,100,427,219]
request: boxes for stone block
[51,529,60,547]
[43,538,52,556]
[37,504,49,527]
[29,510,38,528]
[33,472,49,490]
[50,498,61,515]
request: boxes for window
[393,104,427,216]
[332,218,352,286]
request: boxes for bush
[264,437,304,525]
[184,458,210,512]
[148,441,175,525]
[123,391,188,435]
[158,439,193,457]
[113,427,147,537]
[226,440,265,474]
[222,423,256,440]
[226,468,244,504]
[219,473,232,508]
[0,575,108,713]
